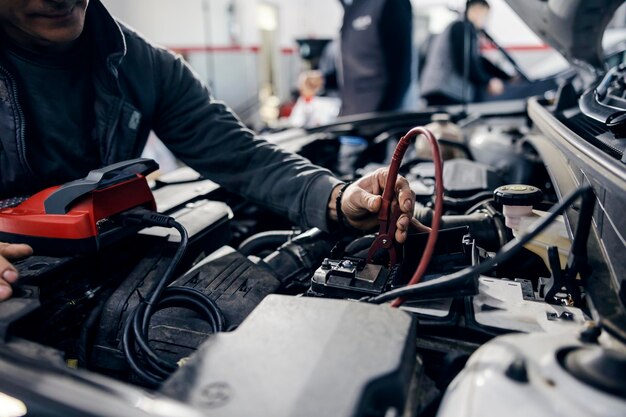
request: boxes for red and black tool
[0,159,159,256]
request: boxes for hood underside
[505,0,625,74]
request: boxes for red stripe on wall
[167,44,548,55]
[168,45,297,54]
[482,44,552,52]
[169,45,259,53]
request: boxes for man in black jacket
[0,0,416,300]
[336,0,413,116]
[421,0,510,106]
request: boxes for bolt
[321,258,331,270]
[341,260,354,269]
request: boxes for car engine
[1,84,625,417]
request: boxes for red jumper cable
[365,126,444,308]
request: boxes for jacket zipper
[0,65,36,177]
[101,98,123,164]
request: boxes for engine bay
[1,95,625,417]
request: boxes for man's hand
[0,243,33,301]
[487,78,505,96]
[328,168,417,243]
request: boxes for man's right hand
[0,243,33,301]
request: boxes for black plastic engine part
[161,295,418,417]
[260,228,337,288]
[400,227,474,282]
[170,247,281,327]
[91,247,281,376]
[442,159,504,198]
[579,65,626,138]
[413,206,507,252]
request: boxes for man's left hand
[328,168,417,243]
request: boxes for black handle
[44,158,159,215]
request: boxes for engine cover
[161,295,417,417]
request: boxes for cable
[120,209,225,387]
[367,186,594,305]
[390,127,444,308]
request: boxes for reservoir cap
[494,184,543,207]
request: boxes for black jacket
[338,0,412,115]
[421,19,509,104]
[0,0,341,231]
[449,21,510,91]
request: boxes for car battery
[310,227,476,300]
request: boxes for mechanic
[335,0,413,116]
[421,0,511,106]
[0,0,417,301]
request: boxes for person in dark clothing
[421,0,511,106]
[335,0,413,116]
[0,0,417,301]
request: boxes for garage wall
[99,0,623,115]
[102,0,342,47]
[101,0,342,109]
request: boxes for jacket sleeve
[378,0,413,111]
[480,56,512,81]
[150,48,343,231]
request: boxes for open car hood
[505,0,624,77]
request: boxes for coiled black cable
[120,209,225,387]
[365,186,594,305]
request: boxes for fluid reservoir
[415,113,466,160]
[494,185,571,270]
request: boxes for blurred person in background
[288,70,340,128]
[421,0,511,106]
[335,0,413,116]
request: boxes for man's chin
[33,26,85,49]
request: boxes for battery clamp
[0,158,159,255]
